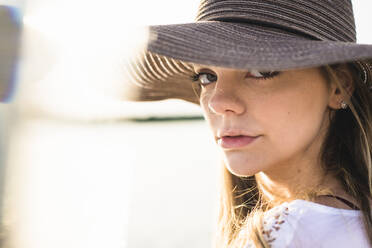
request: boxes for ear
[327,64,355,110]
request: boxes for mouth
[217,135,260,149]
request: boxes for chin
[223,154,262,177]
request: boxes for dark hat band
[196,0,356,42]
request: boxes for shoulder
[246,200,369,248]
[260,201,298,246]
[243,202,298,248]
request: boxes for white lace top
[244,199,370,248]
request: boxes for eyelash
[191,70,280,86]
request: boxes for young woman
[125,0,372,247]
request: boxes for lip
[217,129,258,137]
[217,135,260,149]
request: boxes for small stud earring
[340,100,348,109]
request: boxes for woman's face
[193,66,337,177]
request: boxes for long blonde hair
[213,61,372,248]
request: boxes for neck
[255,161,342,205]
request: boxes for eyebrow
[192,64,216,73]
[191,63,203,71]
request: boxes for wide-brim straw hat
[125,0,372,104]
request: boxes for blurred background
[0,0,371,247]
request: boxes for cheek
[200,94,208,113]
[200,93,214,123]
[260,84,330,157]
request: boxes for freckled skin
[196,66,339,178]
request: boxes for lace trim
[262,205,290,244]
[243,204,293,248]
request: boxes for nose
[207,77,245,116]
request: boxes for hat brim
[125,21,372,103]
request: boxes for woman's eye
[247,69,280,79]
[191,70,279,85]
[192,73,217,85]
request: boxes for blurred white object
[17,0,203,120]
